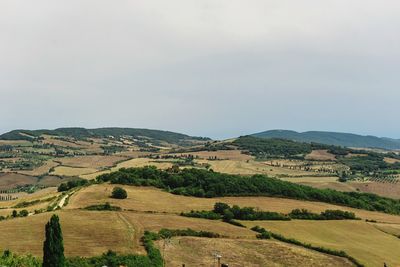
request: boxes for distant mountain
[0,127,210,145]
[252,130,400,150]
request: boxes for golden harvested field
[242,220,400,267]
[56,155,127,169]
[305,150,336,161]
[67,184,400,224]
[0,173,38,189]
[373,223,400,236]
[197,159,315,176]
[0,210,134,257]
[158,236,354,267]
[121,212,255,239]
[351,182,400,199]
[80,158,174,179]
[292,178,358,192]
[51,166,98,176]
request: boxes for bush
[222,209,234,222]
[84,203,121,211]
[111,187,127,199]
[19,210,29,217]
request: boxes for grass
[56,155,127,169]
[157,236,354,267]
[67,184,400,224]
[242,220,400,267]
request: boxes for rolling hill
[252,130,400,150]
[0,127,209,145]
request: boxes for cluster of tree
[96,167,400,215]
[11,209,29,218]
[0,195,17,201]
[101,145,127,155]
[339,153,400,173]
[0,145,13,152]
[157,228,220,239]
[57,179,89,192]
[83,202,121,211]
[289,209,357,220]
[213,202,290,221]
[182,204,357,221]
[233,136,313,158]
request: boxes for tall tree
[43,214,65,267]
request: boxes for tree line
[96,166,400,215]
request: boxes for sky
[1,1,400,139]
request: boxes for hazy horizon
[2,1,400,139]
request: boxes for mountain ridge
[0,127,210,145]
[252,130,400,150]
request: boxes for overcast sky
[1,1,399,139]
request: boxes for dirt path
[117,212,145,253]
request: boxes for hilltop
[252,130,400,150]
[0,127,209,146]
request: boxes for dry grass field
[158,236,354,267]
[196,159,316,176]
[305,150,336,161]
[350,182,400,199]
[67,184,400,224]
[242,220,400,267]
[56,155,127,169]
[0,210,134,257]
[0,173,38,189]
[80,158,174,179]
[120,212,255,239]
[373,223,400,236]
[51,166,98,176]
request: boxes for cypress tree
[43,214,65,267]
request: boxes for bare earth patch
[305,150,336,161]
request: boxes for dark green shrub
[111,187,127,199]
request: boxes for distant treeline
[96,167,400,215]
[233,136,400,173]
